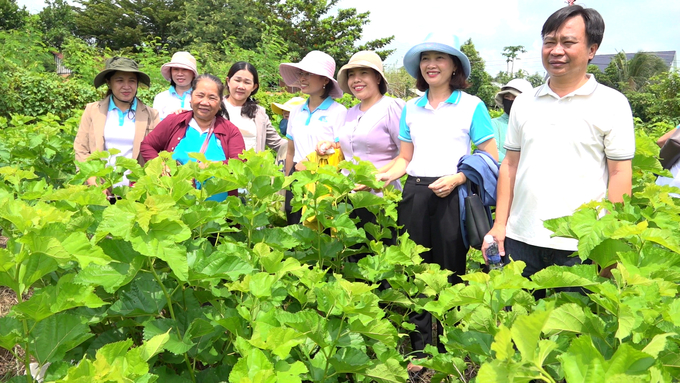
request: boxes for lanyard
[199,118,216,155]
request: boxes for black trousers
[399,176,468,358]
[285,163,302,225]
[505,237,586,299]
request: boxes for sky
[17,0,680,77]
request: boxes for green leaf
[511,309,551,362]
[559,335,605,383]
[60,232,112,268]
[143,319,194,355]
[605,343,655,375]
[329,347,371,373]
[349,318,398,348]
[544,303,586,335]
[108,273,166,316]
[490,325,514,361]
[0,316,22,351]
[363,358,407,383]
[531,264,600,289]
[139,330,170,361]
[30,312,93,364]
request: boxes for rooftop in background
[591,51,677,72]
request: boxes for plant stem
[14,245,33,383]
[149,260,196,383]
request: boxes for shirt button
[416,178,421,182]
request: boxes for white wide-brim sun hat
[279,51,343,99]
[160,51,198,83]
[494,78,535,107]
[403,33,472,80]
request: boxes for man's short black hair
[541,5,605,47]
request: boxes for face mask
[502,98,514,115]
[279,118,288,135]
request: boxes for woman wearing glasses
[278,51,348,224]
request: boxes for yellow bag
[301,148,344,230]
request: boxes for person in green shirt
[491,78,534,163]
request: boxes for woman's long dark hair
[225,61,259,119]
[105,71,138,121]
[191,74,229,119]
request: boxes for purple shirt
[337,96,405,190]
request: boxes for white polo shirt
[104,98,137,187]
[286,97,347,163]
[504,75,635,250]
[399,90,494,177]
[153,86,192,120]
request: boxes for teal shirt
[491,113,509,164]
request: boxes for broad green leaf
[615,304,637,341]
[559,335,605,383]
[490,325,514,361]
[588,239,632,269]
[228,348,275,383]
[0,316,22,351]
[108,273,165,316]
[143,319,193,355]
[60,232,111,268]
[606,343,655,375]
[329,347,371,373]
[363,358,407,383]
[349,318,398,348]
[511,309,551,362]
[30,312,93,364]
[544,303,586,335]
[139,331,170,361]
[531,264,600,289]
[249,272,279,298]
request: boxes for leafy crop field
[0,114,679,383]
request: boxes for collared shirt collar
[415,89,462,108]
[302,96,335,112]
[538,74,598,99]
[108,97,137,126]
[170,85,192,98]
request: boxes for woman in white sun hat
[271,96,306,137]
[376,33,498,371]
[153,51,198,120]
[279,50,348,224]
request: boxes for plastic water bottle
[484,235,504,271]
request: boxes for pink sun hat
[278,51,343,98]
[160,51,198,82]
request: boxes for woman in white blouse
[222,61,286,154]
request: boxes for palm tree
[604,51,669,92]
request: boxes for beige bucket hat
[271,97,306,115]
[337,51,388,95]
[160,51,198,82]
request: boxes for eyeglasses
[296,71,313,79]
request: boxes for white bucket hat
[160,51,198,82]
[403,33,472,80]
[279,51,343,98]
[271,97,306,115]
[494,78,534,107]
[336,51,388,95]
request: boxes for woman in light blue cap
[376,32,498,373]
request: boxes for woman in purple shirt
[318,51,404,258]
[319,51,404,190]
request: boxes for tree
[0,0,28,30]
[74,0,185,51]
[460,39,497,108]
[267,0,394,67]
[37,0,77,49]
[172,0,266,51]
[502,45,526,77]
[603,51,669,92]
[383,66,416,100]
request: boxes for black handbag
[659,128,680,170]
[464,180,491,250]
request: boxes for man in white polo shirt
[484,5,635,284]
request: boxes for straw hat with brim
[279,51,343,98]
[160,51,198,82]
[337,51,388,95]
[93,57,151,88]
[403,33,471,80]
[272,97,307,115]
[494,78,535,107]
